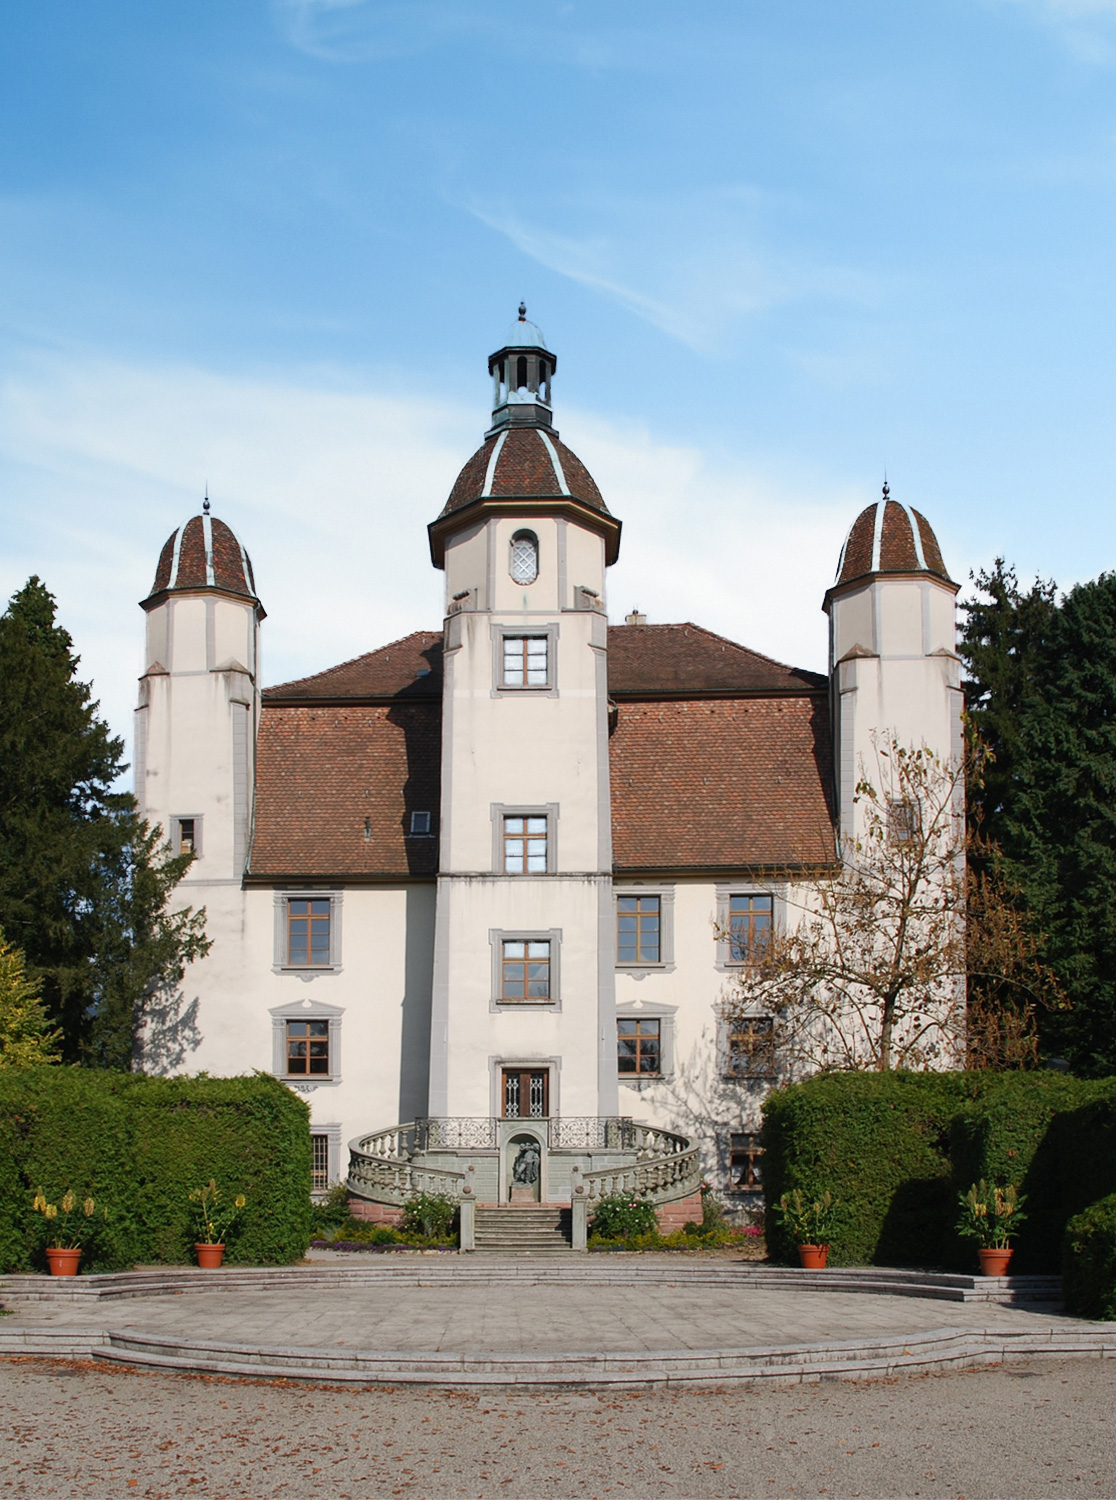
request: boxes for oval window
[509,532,539,586]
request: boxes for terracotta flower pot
[45,1247,82,1277]
[195,1243,225,1269]
[798,1244,829,1270]
[978,1246,1014,1277]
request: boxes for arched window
[509,531,539,586]
[516,355,528,390]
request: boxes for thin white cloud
[466,193,875,355]
[0,351,864,765]
[275,0,486,62]
[988,0,1116,61]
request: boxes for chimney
[625,609,647,626]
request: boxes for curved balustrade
[579,1145,702,1205]
[347,1135,466,1207]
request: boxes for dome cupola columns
[486,302,556,436]
[429,310,621,569]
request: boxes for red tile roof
[145,514,259,606]
[834,496,951,589]
[610,697,835,872]
[252,623,834,877]
[249,701,440,878]
[440,427,607,517]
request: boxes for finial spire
[518,301,527,320]
[203,483,210,516]
[882,478,889,502]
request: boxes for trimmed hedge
[762,1071,1116,1272]
[1063,1194,1116,1320]
[0,1069,312,1271]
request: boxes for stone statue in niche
[512,1140,541,1186]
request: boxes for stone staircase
[473,1205,572,1254]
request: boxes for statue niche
[508,1135,542,1203]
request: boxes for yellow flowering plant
[31,1188,100,1249]
[957,1180,1026,1250]
[188,1179,247,1244]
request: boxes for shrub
[0,1068,312,1271]
[1063,1194,1116,1320]
[400,1192,458,1241]
[310,1183,351,1238]
[588,1194,659,1240]
[762,1071,979,1266]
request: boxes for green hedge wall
[0,1069,312,1272]
[762,1072,1116,1272]
[1063,1194,1116,1320]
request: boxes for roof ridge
[266,629,441,694]
[609,620,815,677]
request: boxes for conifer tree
[0,577,209,1066]
[0,930,61,1067]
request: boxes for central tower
[426,308,622,1131]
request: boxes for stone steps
[474,1206,572,1254]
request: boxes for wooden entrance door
[502,1068,549,1118]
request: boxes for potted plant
[777,1189,840,1269]
[957,1179,1026,1276]
[32,1189,99,1276]
[188,1179,246,1268]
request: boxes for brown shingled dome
[835,488,951,588]
[439,426,608,518]
[144,512,260,607]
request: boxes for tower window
[503,635,548,687]
[503,815,548,874]
[516,355,528,389]
[501,940,551,1001]
[176,817,198,856]
[509,532,539,586]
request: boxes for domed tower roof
[831,483,953,594]
[142,502,264,614]
[429,309,620,567]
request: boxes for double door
[501,1068,548,1119]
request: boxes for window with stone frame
[726,1015,777,1079]
[286,898,332,966]
[888,797,921,845]
[503,815,548,874]
[286,1018,330,1076]
[509,531,539,585]
[617,894,661,965]
[502,635,549,687]
[617,1017,662,1076]
[729,1132,764,1190]
[500,939,551,1001]
[728,893,773,963]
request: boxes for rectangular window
[617,894,661,964]
[730,1132,764,1190]
[889,798,920,845]
[729,893,773,963]
[311,1132,330,1191]
[502,1068,549,1118]
[503,815,548,874]
[727,1016,777,1079]
[409,810,432,836]
[617,1017,662,1076]
[501,940,551,1001]
[177,817,197,855]
[287,899,332,966]
[287,1019,329,1075]
[502,635,549,687]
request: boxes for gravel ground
[1,1355,1113,1499]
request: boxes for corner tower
[426,309,621,1133]
[136,503,264,880]
[823,484,961,838]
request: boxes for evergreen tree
[0,578,209,1065]
[0,930,61,1066]
[961,564,1116,1075]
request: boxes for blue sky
[3,0,1116,751]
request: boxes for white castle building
[134,310,962,1246]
